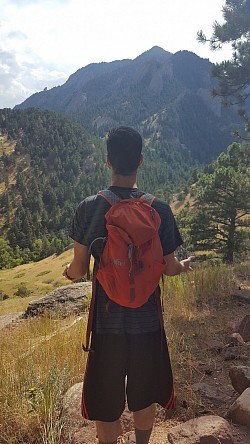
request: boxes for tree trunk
[226,217,236,263]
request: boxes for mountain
[16,46,241,163]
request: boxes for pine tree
[197,0,250,131]
[190,142,250,262]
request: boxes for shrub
[15,283,31,298]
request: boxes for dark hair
[107,126,142,175]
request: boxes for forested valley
[0,107,194,268]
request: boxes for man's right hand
[163,253,195,276]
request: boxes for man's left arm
[63,241,90,281]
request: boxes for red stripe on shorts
[165,386,175,410]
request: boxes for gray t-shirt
[70,186,183,334]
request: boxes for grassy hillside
[0,249,74,315]
[170,187,196,214]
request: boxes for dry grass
[0,314,88,443]
[163,262,248,421]
[0,135,16,157]
[0,260,249,442]
[0,250,75,315]
[170,186,196,214]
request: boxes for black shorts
[81,329,175,422]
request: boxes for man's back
[70,185,183,334]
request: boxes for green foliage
[36,270,51,277]
[197,0,250,130]
[0,238,22,269]
[190,142,250,262]
[14,283,30,298]
[176,208,194,252]
[0,108,110,268]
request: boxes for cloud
[7,30,27,39]
[0,50,20,79]
[9,0,69,5]
[9,0,49,5]
[0,50,25,107]
[0,48,68,108]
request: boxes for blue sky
[0,0,232,108]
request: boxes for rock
[22,282,91,318]
[229,366,250,394]
[0,312,23,330]
[167,415,235,443]
[224,347,241,361]
[228,333,245,346]
[192,382,230,403]
[197,339,224,353]
[61,382,96,444]
[227,387,250,428]
[232,289,250,305]
[224,344,249,362]
[232,315,250,342]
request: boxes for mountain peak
[135,46,172,61]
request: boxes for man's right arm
[63,241,90,281]
[163,252,194,276]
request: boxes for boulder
[229,366,250,394]
[227,387,250,428]
[167,415,235,443]
[61,382,96,444]
[22,282,91,318]
[232,315,250,342]
[192,382,230,403]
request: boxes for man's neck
[111,172,138,188]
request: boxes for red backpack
[83,189,166,351]
[96,189,165,306]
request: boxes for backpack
[83,189,166,351]
[96,189,166,307]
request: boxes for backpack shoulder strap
[140,193,155,206]
[98,189,121,206]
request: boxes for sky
[0,0,232,109]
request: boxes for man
[64,127,193,444]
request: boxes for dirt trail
[0,312,22,329]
